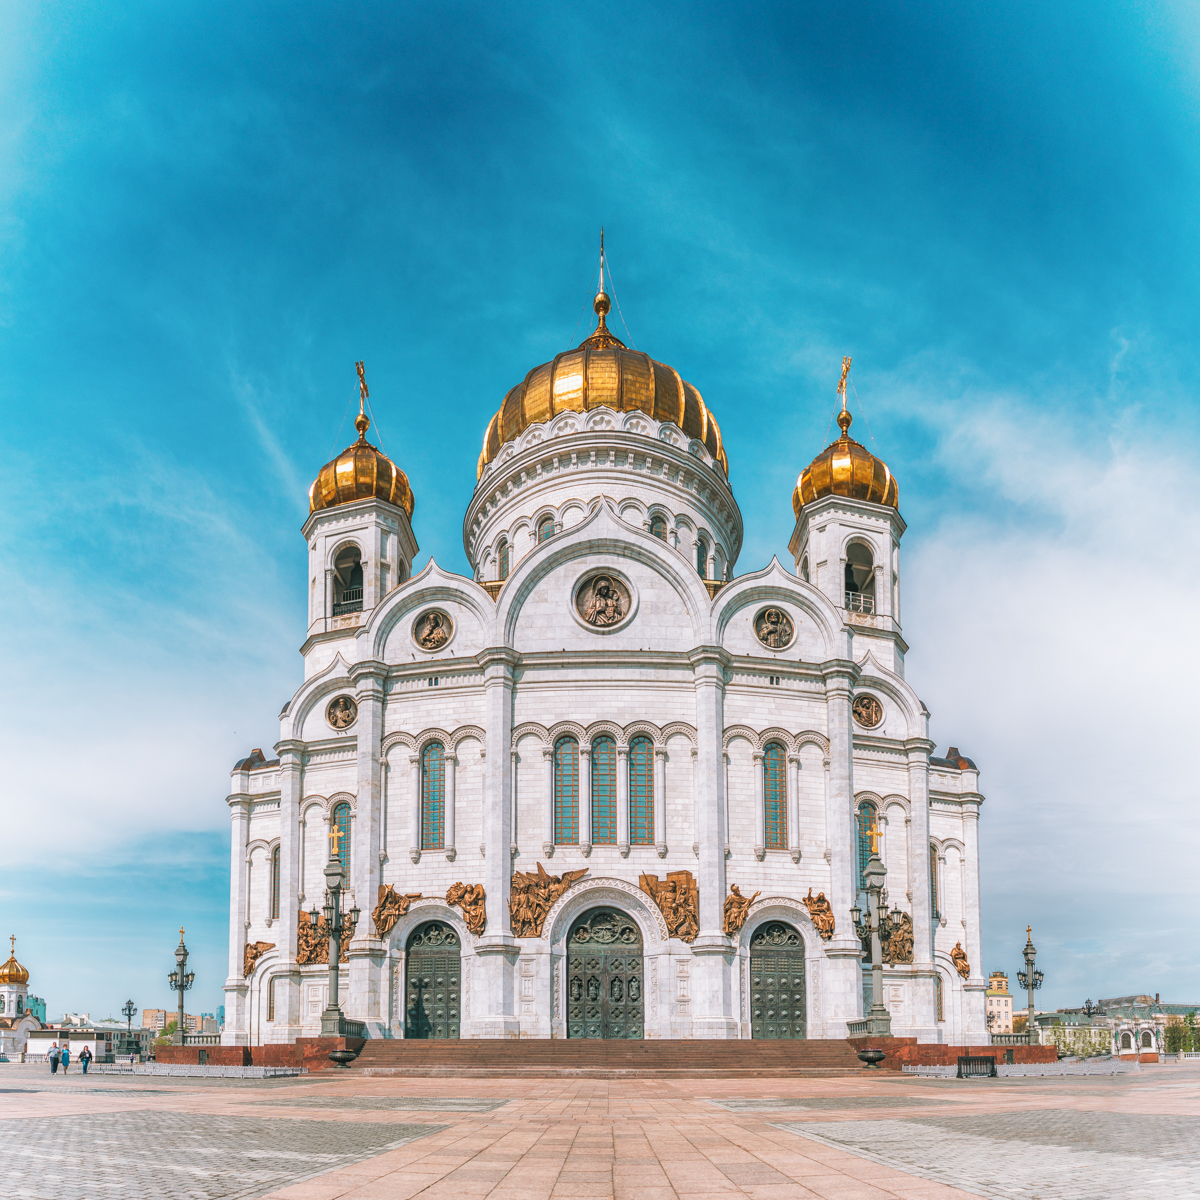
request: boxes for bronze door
[405,921,460,1039]
[750,921,806,1039]
[566,908,644,1039]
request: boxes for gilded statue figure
[242,940,275,978]
[415,610,451,650]
[446,881,487,936]
[852,695,883,728]
[950,941,970,979]
[372,884,422,938]
[722,884,761,936]
[754,607,794,649]
[639,871,699,943]
[578,574,628,627]
[881,910,914,965]
[510,863,589,938]
[295,909,353,965]
[327,695,358,729]
[802,888,836,940]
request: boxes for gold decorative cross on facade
[328,825,345,856]
[867,825,882,855]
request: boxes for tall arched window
[650,515,668,541]
[537,516,555,542]
[629,736,654,845]
[554,736,579,844]
[763,742,787,849]
[935,974,945,1022]
[267,977,276,1022]
[696,539,708,577]
[498,540,510,580]
[1121,1031,1131,1049]
[332,802,352,877]
[930,844,940,919]
[333,546,364,615]
[800,555,810,583]
[270,845,281,920]
[856,801,878,889]
[421,742,445,850]
[1142,1030,1153,1048]
[591,736,617,844]
[845,542,875,613]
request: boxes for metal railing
[990,1033,1030,1045]
[845,591,875,614]
[183,1033,220,1045]
[333,588,363,616]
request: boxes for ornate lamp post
[1016,925,1044,1043]
[310,828,360,1037]
[167,929,194,1046]
[122,999,136,1058]
[850,840,896,1038]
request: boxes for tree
[1013,1014,1028,1033]
[1166,1015,1196,1054]
[154,1020,177,1046]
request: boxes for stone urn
[328,1048,358,1069]
[857,1047,887,1069]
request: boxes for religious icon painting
[326,695,358,729]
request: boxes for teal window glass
[332,802,351,878]
[498,541,510,580]
[650,515,667,540]
[930,844,939,919]
[856,801,877,890]
[270,845,281,920]
[591,737,616,844]
[935,974,945,1021]
[696,540,707,577]
[267,977,276,1021]
[554,737,579,844]
[764,743,787,849]
[421,742,445,850]
[538,517,554,542]
[629,736,654,845]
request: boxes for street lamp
[315,832,359,1037]
[1015,925,1044,1043]
[122,999,137,1058]
[851,843,892,1038]
[167,929,195,1046]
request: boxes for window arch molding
[534,511,558,542]
[325,536,365,574]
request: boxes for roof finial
[354,361,371,440]
[8,935,13,954]
[594,227,611,326]
[836,356,853,437]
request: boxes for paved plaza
[1,1061,1197,1200]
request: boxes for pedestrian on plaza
[49,1042,60,1074]
[60,1045,70,1073]
[79,1046,92,1075]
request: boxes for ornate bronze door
[566,908,644,1039]
[405,921,460,1039]
[750,921,806,1039]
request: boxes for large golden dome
[792,407,899,518]
[309,411,414,518]
[477,291,728,478]
[0,938,28,986]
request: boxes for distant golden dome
[309,411,414,518]
[792,408,899,518]
[477,290,729,479]
[0,939,28,986]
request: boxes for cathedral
[221,270,987,1046]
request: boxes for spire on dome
[579,227,625,350]
[354,360,371,439]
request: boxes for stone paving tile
[708,1099,947,1113]
[253,1096,510,1112]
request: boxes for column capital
[653,746,668,760]
[226,794,252,812]
[477,646,521,672]
[273,739,306,762]
[349,658,388,686]
[542,747,555,760]
[687,645,731,672]
[904,737,935,758]
[820,658,860,688]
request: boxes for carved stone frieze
[446,882,486,937]
[802,888,836,940]
[242,941,274,978]
[510,863,589,938]
[639,870,699,943]
[722,884,761,936]
[372,884,422,938]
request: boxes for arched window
[845,543,875,613]
[1142,1030,1153,1048]
[331,802,352,877]
[333,545,364,615]
[267,977,276,1022]
[763,743,787,849]
[935,974,945,1022]
[270,845,281,920]
[0,996,4,1013]
[498,540,510,581]
[650,515,668,541]
[856,801,878,889]
[800,555,810,583]
[421,742,445,850]
[14,996,20,1013]
[591,736,617,844]
[930,844,940,919]
[629,736,654,845]
[554,736,579,844]
[537,516,555,542]
[1121,1031,1132,1049]
[696,539,708,577]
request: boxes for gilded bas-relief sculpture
[242,941,274,977]
[372,885,422,938]
[802,888,836,939]
[722,884,760,935]
[639,870,699,943]
[510,863,589,938]
[445,882,487,936]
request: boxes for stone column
[821,658,863,1034]
[960,801,987,1039]
[689,646,736,1038]
[752,750,765,860]
[788,753,802,863]
[275,740,305,1039]
[653,746,667,858]
[579,743,592,857]
[222,796,251,1045]
[408,753,421,863]
[472,647,520,1038]
[445,751,457,861]
[905,737,936,1037]
[616,746,630,857]
[348,660,386,1030]
[543,746,556,857]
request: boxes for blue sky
[2,1,1198,1021]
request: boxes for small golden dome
[309,410,414,518]
[0,938,29,986]
[792,407,899,518]
[477,293,728,479]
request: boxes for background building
[986,971,1012,1034]
[0,940,42,1057]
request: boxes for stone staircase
[350,1038,871,1077]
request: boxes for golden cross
[867,825,881,855]
[838,355,852,401]
[356,360,368,408]
[329,825,345,856]
[8,934,14,954]
[178,927,185,941]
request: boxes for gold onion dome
[0,940,29,986]
[309,407,414,518]
[792,406,899,518]
[477,288,729,478]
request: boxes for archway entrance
[566,908,644,1039]
[405,921,460,1039]
[749,921,806,1039]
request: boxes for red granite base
[154,1037,365,1071]
[848,1036,1057,1071]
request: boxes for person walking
[79,1046,92,1075]
[49,1042,60,1074]
[60,1044,70,1073]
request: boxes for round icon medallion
[852,695,883,728]
[754,606,795,649]
[575,573,632,629]
[413,609,453,651]
[327,695,358,729]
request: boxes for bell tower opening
[333,546,364,616]
[845,542,875,613]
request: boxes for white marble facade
[222,328,988,1047]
